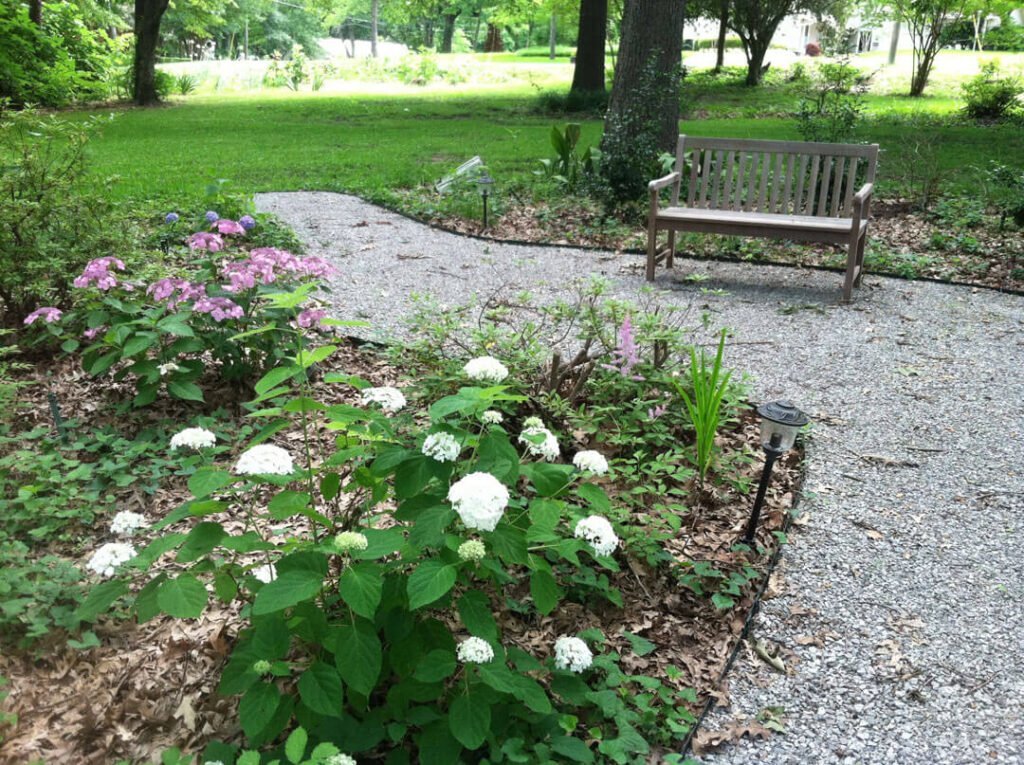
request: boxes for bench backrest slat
[676,135,878,219]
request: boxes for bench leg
[853,234,867,287]
[646,220,658,281]
[842,236,858,302]
[666,230,676,270]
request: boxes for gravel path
[257,191,1024,764]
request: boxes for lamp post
[477,174,495,229]
[740,400,809,548]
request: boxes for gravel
[257,191,1024,765]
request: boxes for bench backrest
[674,136,879,218]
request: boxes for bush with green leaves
[0,107,140,318]
[794,58,867,143]
[84,324,701,761]
[0,4,80,106]
[984,161,1024,230]
[27,213,338,405]
[535,123,600,191]
[961,61,1023,122]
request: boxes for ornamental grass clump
[80,347,698,760]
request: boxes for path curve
[257,191,1024,764]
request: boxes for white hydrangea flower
[457,539,486,562]
[574,515,619,557]
[522,416,544,429]
[235,444,294,475]
[554,636,594,673]
[481,410,504,425]
[324,755,357,765]
[334,531,369,553]
[422,432,460,463]
[518,426,559,461]
[463,356,509,383]
[447,472,509,532]
[157,362,181,376]
[457,636,495,664]
[86,542,137,577]
[361,386,406,412]
[109,510,147,536]
[170,427,216,450]
[252,563,277,583]
[573,450,609,476]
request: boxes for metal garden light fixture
[477,174,495,229]
[740,400,809,548]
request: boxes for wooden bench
[647,136,879,301]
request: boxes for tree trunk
[424,18,435,48]
[349,17,356,56]
[472,13,482,51]
[715,0,728,70]
[29,0,42,26]
[441,13,460,53]
[484,23,503,52]
[887,20,900,65]
[570,0,607,93]
[133,0,170,106]
[549,14,557,59]
[604,0,686,153]
[743,38,770,85]
[371,0,379,57]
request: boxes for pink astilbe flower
[296,308,326,328]
[648,403,668,420]
[193,297,244,322]
[187,232,225,252]
[24,307,63,325]
[74,257,125,290]
[214,219,246,235]
[83,325,107,340]
[601,313,644,380]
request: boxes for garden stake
[741,432,784,548]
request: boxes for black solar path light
[477,174,495,229]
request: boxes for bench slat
[817,156,833,217]
[805,155,821,215]
[710,150,724,209]
[687,147,700,207]
[699,148,713,208]
[722,151,736,210]
[830,156,846,217]
[656,206,859,234]
[733,152,747,211]
[677,135,879,158]
[769,154,784,213]
[842,157,859,216]
[756,151,770,212]
[794,155,808,215]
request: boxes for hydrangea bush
[25,214,340,406]
[94,348,698,762]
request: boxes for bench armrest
[852,182,874,209]
[648,171,681,192]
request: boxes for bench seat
[656,207,867,238]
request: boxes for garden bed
[1,335,802,763]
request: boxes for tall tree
[133,0,170,105]
[440,11,461,51]
[891,0,970,95]
[371,0,379,55]
[570,0,607,93]
[29,0,42,26]
[714,0,728,70]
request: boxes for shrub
[535,88,609,115]
[534,123,599,191]
[0,108,140,319]
[984,161,1024,230]
[961,61,1023,121]
[794,58,867,143]
[983,23,1024,52]
[0,4,79,106]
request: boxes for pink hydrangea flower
[24,307,63,325]
[297,256,335,278]
[187,232,225,252]
[193,297,243,322]
[147,278,207,309]
[214,219,246,235]
[297,308,326,328]
[74,257,125,290]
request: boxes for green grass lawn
[80,54,1023,209]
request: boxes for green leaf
[354,527,406,560]
[457,591,498,641]
[156,575,208,618]
[188,468,234,499]
[476,432,520,485]
[239,682,281,740]
[267,490,311,520]
[711,593,735,610]
[75,579,129,621]
[488,523,528,565]
[133,574,167,623]
[528,498,561,530]
[622,630,656,657]
[407,560,457,610]
[255,364,302,395]
[551,736,595,763]
[285,726,308,764]
[177,521,226,562]
[333,619,382,695]
[414,648,456,683]
[507,673,551,713]
[297,661,345,716]
[61,338,80,353]
[395,454,435,499]
[213,570,238,602]
[339,563,383,619]
[449,694,490,750]
[122,332,157,356]
[167,379,204,402]
[530,569,559,616]
[296,344,337,368]
[575,483,611,513]
[522,463,575,497]
[157,314,195,337]
[252,570,323,615]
